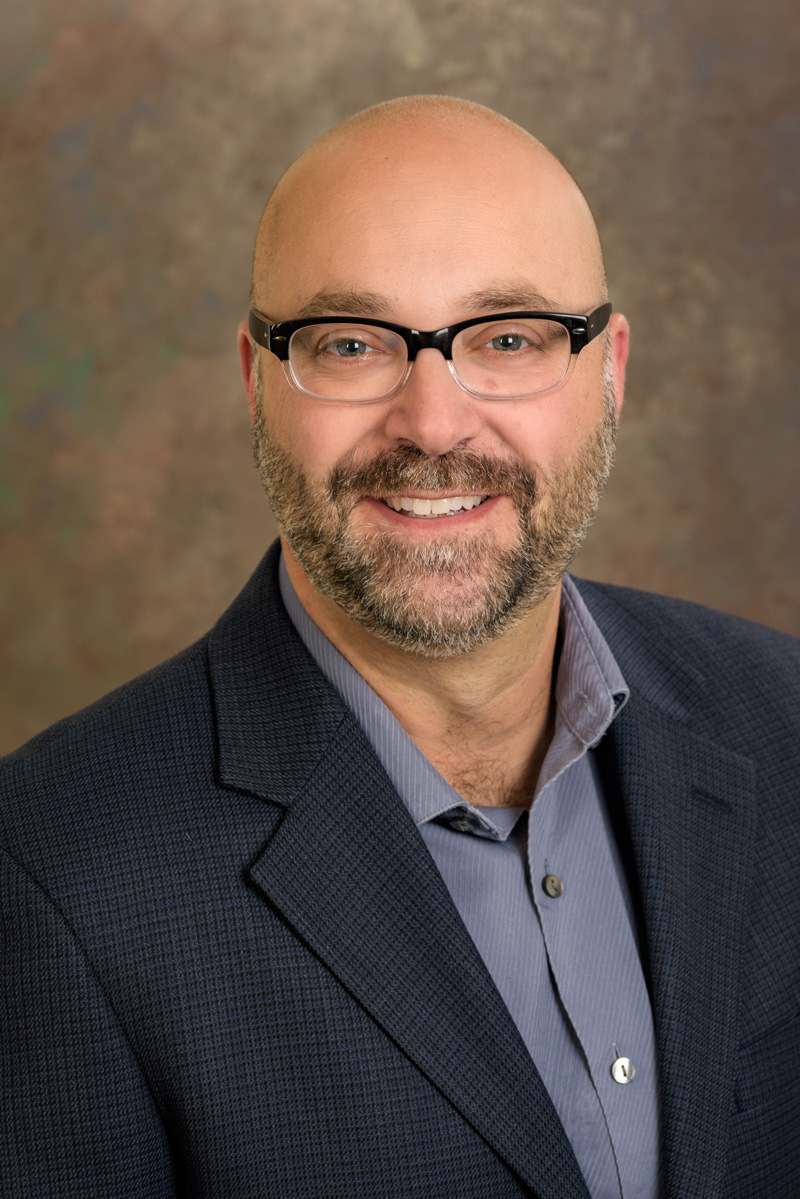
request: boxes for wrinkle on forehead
[250,96,607,313]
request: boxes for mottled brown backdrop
[2,0,798,754]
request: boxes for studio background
[2,0,798,755]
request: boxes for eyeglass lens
[288,318,572,400]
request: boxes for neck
[282,539,562,807]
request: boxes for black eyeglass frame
[248,302,612,403]
[248,303,612,363]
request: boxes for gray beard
[252,365,617,658]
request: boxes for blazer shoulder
[0,636,213,818]
[571,577,800,756]
[572,577,800,664]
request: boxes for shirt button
[611,1057,636,1084]
[543,873,564,898]
[450,816,475,833]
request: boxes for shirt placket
[530,751,661,1199]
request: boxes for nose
[382,348,484,457]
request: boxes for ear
[237,321,258,426]
[607,312,630,423]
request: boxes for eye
[309,325,396,360]
[326,336,372,358]
[463,318,561,358]
[490,331,526,352]
[467,323,544,355]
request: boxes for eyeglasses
[248,303,611,403]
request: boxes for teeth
[384,495,488,517]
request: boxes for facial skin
[239,96,629,661]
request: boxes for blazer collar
[208,543,349,803]
[208,544,590,1198]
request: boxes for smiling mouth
[382,495,490,518]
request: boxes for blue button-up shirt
[280,558,660,1199]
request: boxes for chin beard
[252,367,617,658]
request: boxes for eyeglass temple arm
[583,302,612,347]
[249,311,289,358]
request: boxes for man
[1,96,798,1199]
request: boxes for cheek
[263,382,384,477]
[485,382,606,467]
[257,363,321,461]
[480,407,567,469]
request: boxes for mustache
[327,446,539,502]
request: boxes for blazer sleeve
[1,850,175,1197]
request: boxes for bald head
[250,96,607,319]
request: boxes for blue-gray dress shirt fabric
[279,558,660,1199]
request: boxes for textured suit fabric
[1,541,799,1198]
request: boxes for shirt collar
[557,574,629,747]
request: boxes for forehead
[258,122,602,323]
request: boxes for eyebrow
[294,289,396,319]
[454,285,562,314]
[290,283,566,323]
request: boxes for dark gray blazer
[2,542,799,1198]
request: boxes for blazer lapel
[210,546,590,1199]
[582,585,757,1199]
